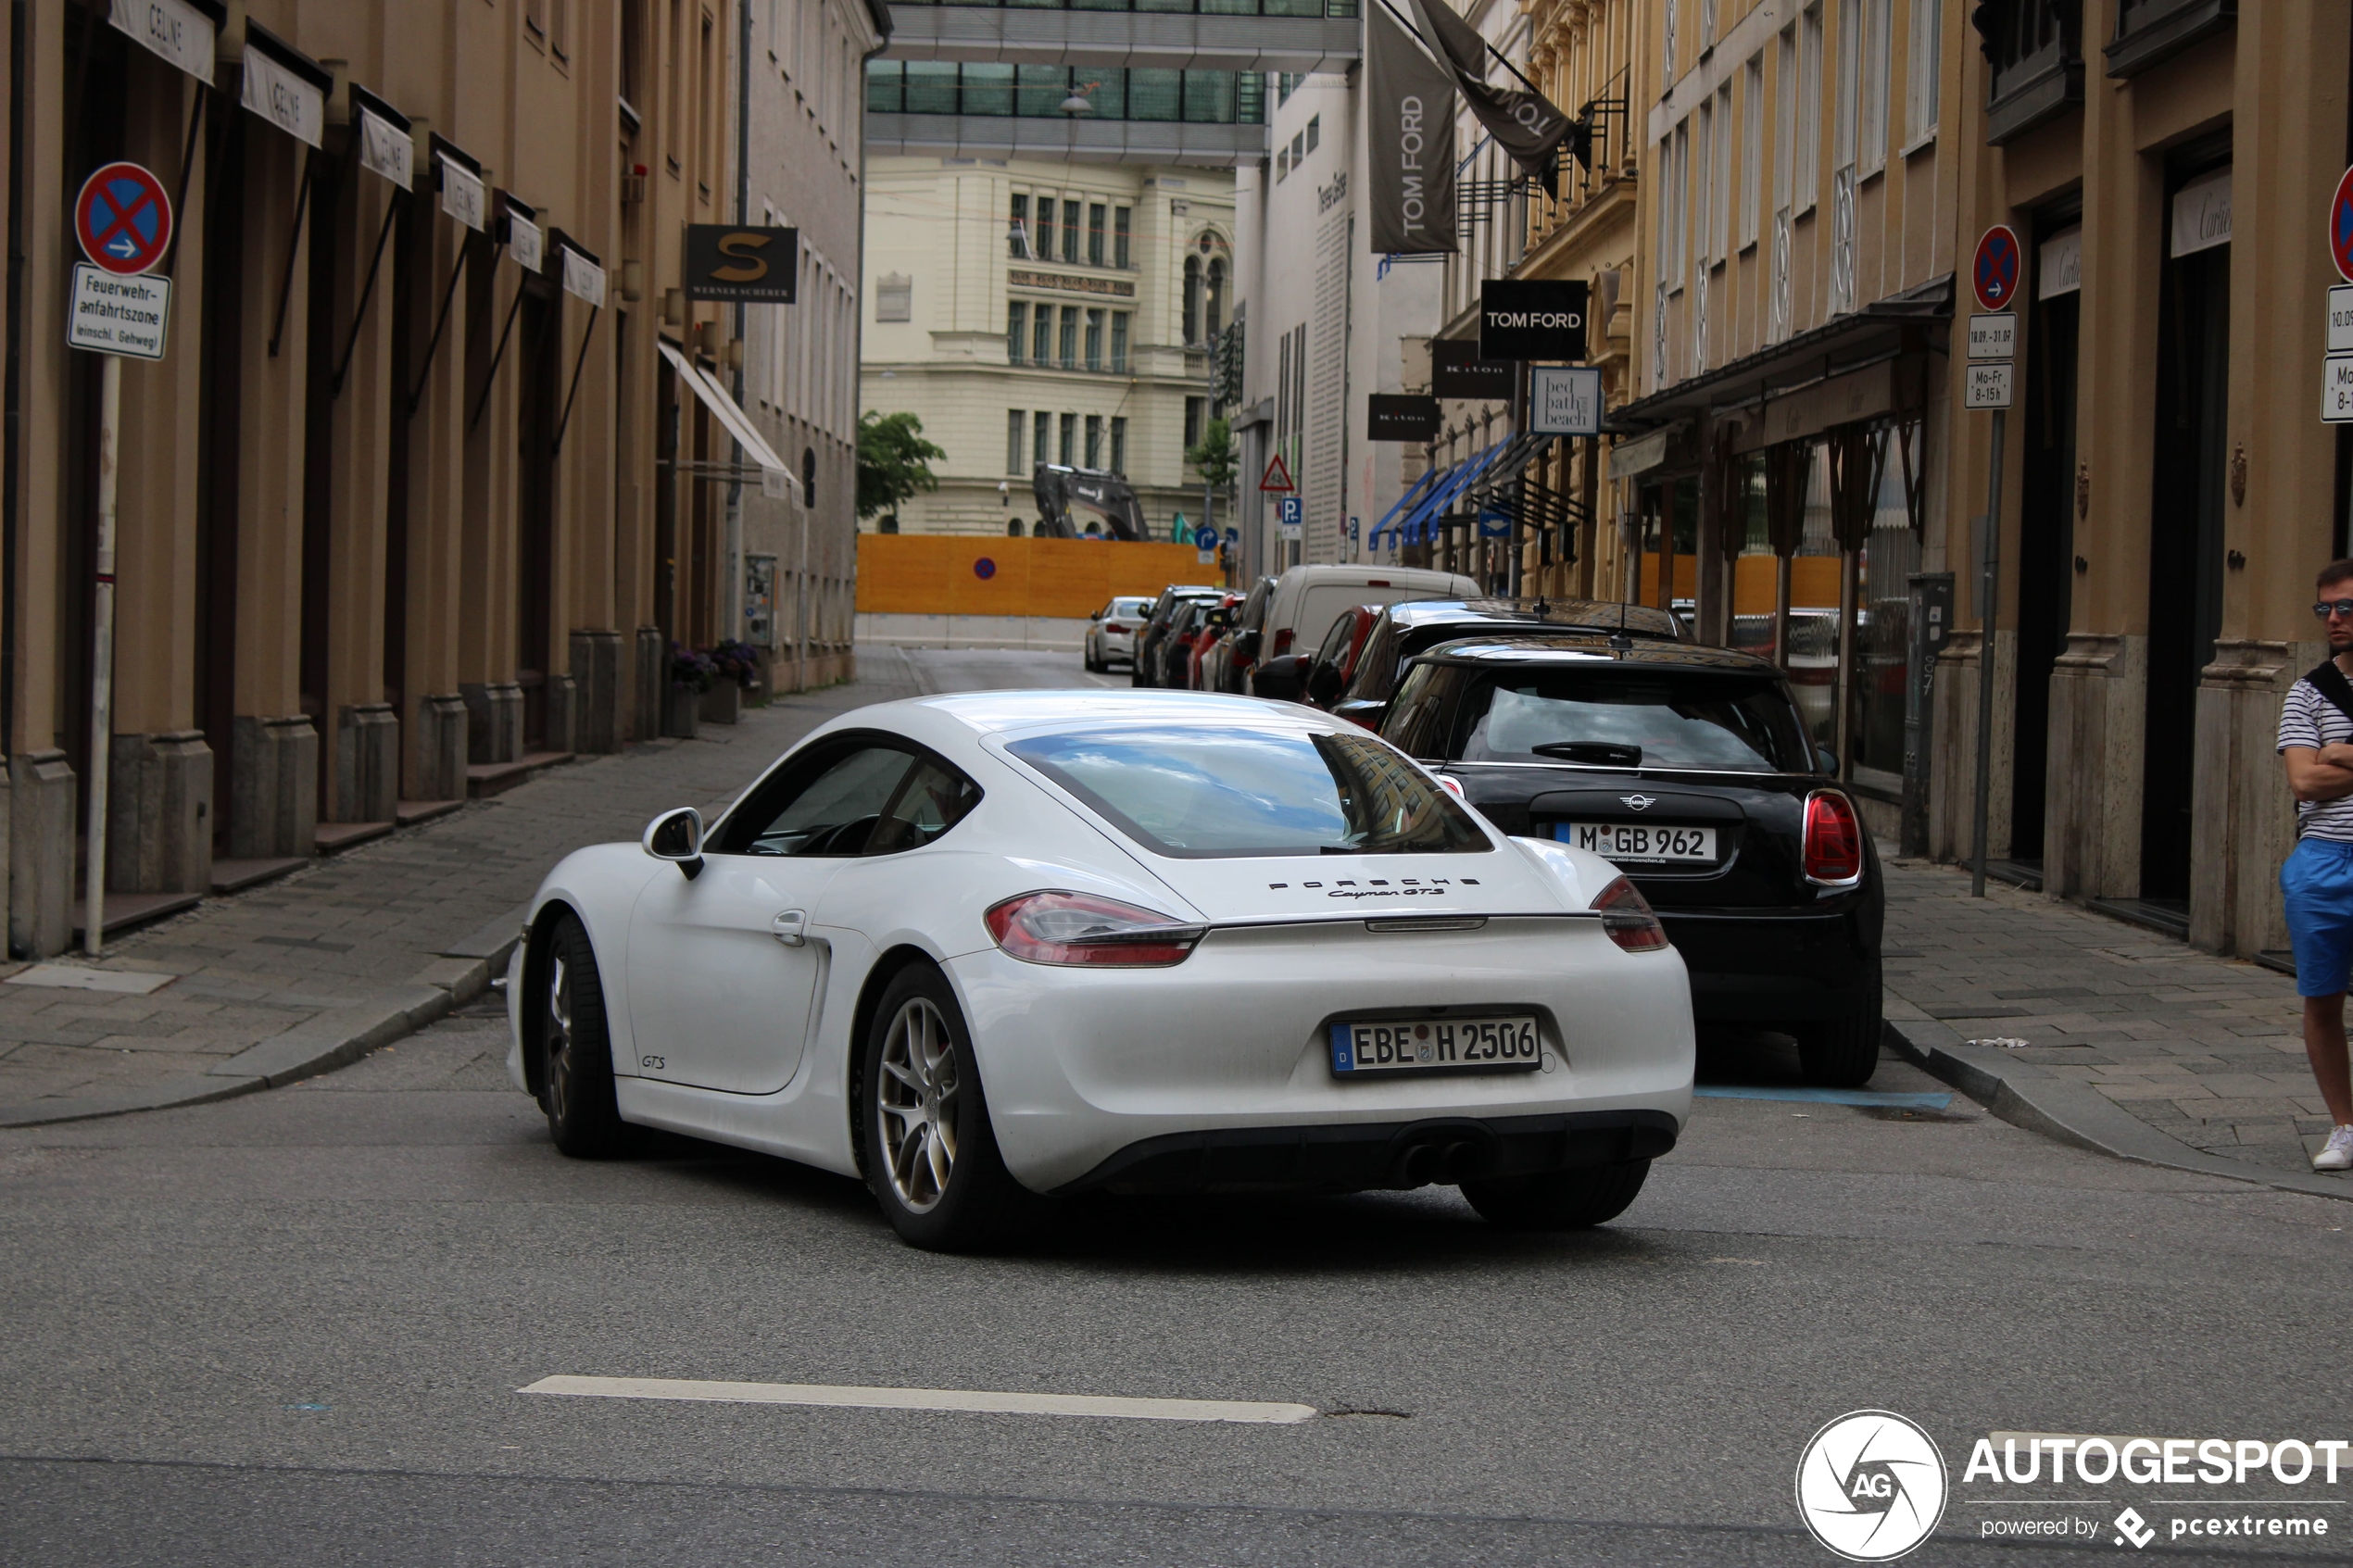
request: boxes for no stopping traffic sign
[1971,225,2021,312]
[74,161,173,276]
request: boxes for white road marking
[6,962,175,995]
[519,1374,1317,1425]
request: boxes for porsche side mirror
[643,807,705,879]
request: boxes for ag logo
[1794,1410,1947,1562]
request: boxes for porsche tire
[860,964,1026,1251]
[541,914,630,1159]
[1461,1160,1650,1230]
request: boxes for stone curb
[0,924,524,1130]
[1881,1007,2353,1204]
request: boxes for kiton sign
[1478,280,1588,362]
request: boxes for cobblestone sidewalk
[0,652,920,1121]
[1881,857,2332,1179]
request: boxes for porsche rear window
[1008,726,1492,859]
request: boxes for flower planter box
[699,681,742,726]
[662,684,702,739]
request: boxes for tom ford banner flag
[1405,0,1572,182]
[1367,0,1456,255]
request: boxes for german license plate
[1558,821,1717,863]
[1328,1016,1541,1074]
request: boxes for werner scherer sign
[685,224,799,305]
[1478,279,1587,362]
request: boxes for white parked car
[1084,595,1154,672]
[508,690,1694,1249]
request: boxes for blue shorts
[2283,836,2353,997]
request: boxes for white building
[859,154,1235,540]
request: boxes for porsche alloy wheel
[860,964,1025,1250]
[876,996,961,1212]
[541,913,628,1158]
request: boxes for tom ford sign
[1478,279,1587,362]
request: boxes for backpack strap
[2309,659,2353,729]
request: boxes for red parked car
[1184,594,1241,689]
[1249,603,1381,709]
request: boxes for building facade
[856,148,1233,542]
[0,0,874,957]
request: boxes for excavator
[1031,463,1149,541]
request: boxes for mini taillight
[985,892,1204,967]
[1272,628,1293,656]
[1592,875,1670,952]
[1802,789,1864,886]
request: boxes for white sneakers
[2316,1126,2353,1173]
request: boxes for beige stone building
[857,151,1233,541]
[0,0,874,957]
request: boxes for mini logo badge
[1795,1410,1947,1562]
[2113,1508,2155,1549]
[1621,794,1656,811]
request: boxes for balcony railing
[869,62,1266,122]
[890,0,1355,14]
[1973,0,2083,145]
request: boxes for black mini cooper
[1380,633,1883,1085]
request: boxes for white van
[1206,564,1483,692]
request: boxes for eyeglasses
[2318,600,2353,620]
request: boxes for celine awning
[655,338,796,490]
[1607,272,1954,438]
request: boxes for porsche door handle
[771,909,809,947]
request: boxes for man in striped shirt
[2278,559,2353,1171]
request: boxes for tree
[1186,416,1238,493]
[856,410,947,521]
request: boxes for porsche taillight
[985,892,1204,967]
[1802,789,1864,886]
[1592,875,1670,953]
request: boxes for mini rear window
[1008,725,1492,859]
[1447,671,1810,773]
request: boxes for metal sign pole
[1969,407,2005,899]
[83,353,120,956]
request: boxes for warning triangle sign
[1258,454,1295,493]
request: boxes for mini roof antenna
[1607,631,1634,654]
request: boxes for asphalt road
[6,647,2349,1567]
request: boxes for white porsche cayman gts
[508,690,1694,1249]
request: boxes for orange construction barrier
[856,534,1213,621]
